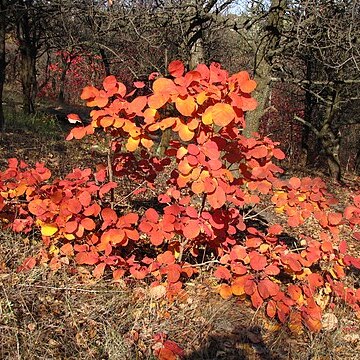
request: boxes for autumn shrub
[1,60,360,337]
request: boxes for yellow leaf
[41,224,58,237]
[49,244,59,255]
[297,195,306,202]
[275,206,285,214]
[202,107,213,125]
[126,137,140,151]
[64,233,75,240]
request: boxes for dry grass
[0,111,359,359]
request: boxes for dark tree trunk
[100,48,111,76]
[0,0,6,131]
[301,57,314,166]
[17,0,37,114]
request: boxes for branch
[271,77,360,86]
[294,115,320,137]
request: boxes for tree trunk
[244,0,287,138]
[301,56,314,166]
[0,0,6,131]
[319,91,342,181]
[58,55,72,103]
[17,0,37,114]
[100,48,111,76]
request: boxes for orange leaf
[68,198,82,214]
[81,217,96,231]
[175,96,197,116]
[219,284,232,299]
[79,191,91,207]
[207,186,226,209]
[103,75,117,92]
[289,177,301,189]
[166,264,181,283]
[157,251,175,264]
[328,212,342,226]
[157,347,177,360]
[60,243,74,256]
[126,137,141,152]
[240,79,257,93]
[268,224,282,235]
[178,124,195,142]
[148,93,168,109]
[17,257,36,272]
[75,251,99,265]
[266,300,277,318]
[92,262,106,279]
[211,103,235,127]
[153,78,177,95]
[81,86,98,100]
[183,219,200,239]
[102,208,117,224]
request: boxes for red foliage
[1,60,360,334]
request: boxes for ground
[0,106,359,360]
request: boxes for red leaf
[230,245,247,261]
[75,252,99,265]
[102,207,118,226]
[168,60,185,78]
[17,257,36,272]
[268,224,282,235]
[157,251,175,265]
[250,288,264,308]
[328,212,342,226]
[288,285,302,302]
[249,251,267,271]
[307,273,324,289]
[67,198,82,214]
[272,148,285,160]
[92,263,106,278]
[166,264,181,283]
[214,266,232,280]
[145,208,159,223]
[339,240,347,254]
[183,219,201,239]
[289,177,301,190]
[133,81,145,89]
[264,264,280,276]
[266,300,277,318]
[257,278,280,299]
[163,340,185,358]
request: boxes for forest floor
[0,106,359,360]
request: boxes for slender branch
[294,115,320,137]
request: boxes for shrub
[1,60,359,334]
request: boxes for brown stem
[107,140,115,209]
